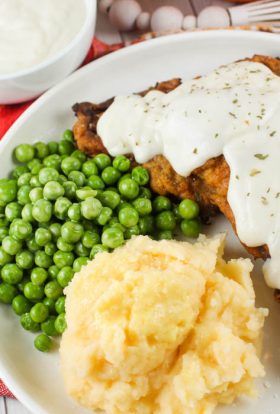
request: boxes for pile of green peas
[0,129,201,352]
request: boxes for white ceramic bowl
[0,0,96,105]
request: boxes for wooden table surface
[0,1,232,412]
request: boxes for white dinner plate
[1,30,280,414]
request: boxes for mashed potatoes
[60,235,268,414]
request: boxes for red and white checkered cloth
[0,379,14,398]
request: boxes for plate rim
[1,29,280,413]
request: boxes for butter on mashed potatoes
[60,235,268,414]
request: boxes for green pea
[44,280,63,300]
[43,297,56,314]
[21,203,34,222]
[43,181,65,200]
[108,222,125,233]
[43,154,61,170]
[24,282,45,301]
[32,199,53,223]
[1,263,23,284]
[58,175,67,185]
[2,236,22,255]
[55,313,67,334]
[35,251,52,268]
[20,313,40,332]
[16,250,34,270]
[26,237,40,253]
[34,142,49,159]
[30,302,49,323]
[57,236,74,252]
[118,178,139,200]
[12,295,32,316]
[31,268,48,286]
[82,231,100,248]
[0,247,12,266]
[101,166,121,185]
[138,187,152,199]
[157,230,173,240]
[34,334,52,352]
[35,228,52,246]
[90,244,108,259]
[106,187,119,193]
[68,171,85,187]
[0,179,17,206]
[57,266,74,288]
[87,174,105,190]
[131,166,149,185]
[81,160,98,177]
[55,296,66,314]
[99,190,120,210]
[29,175,41,188]
[29,187,43,203]
[0,226,9,242]
[48,265,59,280]
[94,153,111,170]
[0,216,8,227]
[0,283,18,304]
[101,227,124,249]
[67,203,81,221]
[48,141,59,154]
[74,242,90,257]
[58,140,75,156]
[63,181,77,199]
[138,216,154,235]
[17,172,32,187]
[61,221,83,243]
[39,167,59,185]
[71,149,87,163]
[27,158,41,171]
[107,217,119,226]
[153,196,172,212]
[132,198,152,216]
[96,207,112,226]
[112,155,131,172]
[45,242,56,256]
[124,225,140,240]
[118,172,131,182]
[17,275,29,292]
[41,316,59,336]
[53,250,74,269]
[180,219,201,238]
[118,207,139,228]
[73,257,89,273]
[12,165,29,179]
[61,156,81,175]
[178,199,199,220]
[9,219,32,240]
[82,220,99,232]
[63,129,74,142]
[76,187,97,201]
[54,197,71,220]
[50,237,66,252]
[3,202,20,222]
[155,211,176,231]
[15,144,35,163]
[0,178,17,205]
[81,197,102,220]
[174,205,182,222]
[49,223,61,241]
